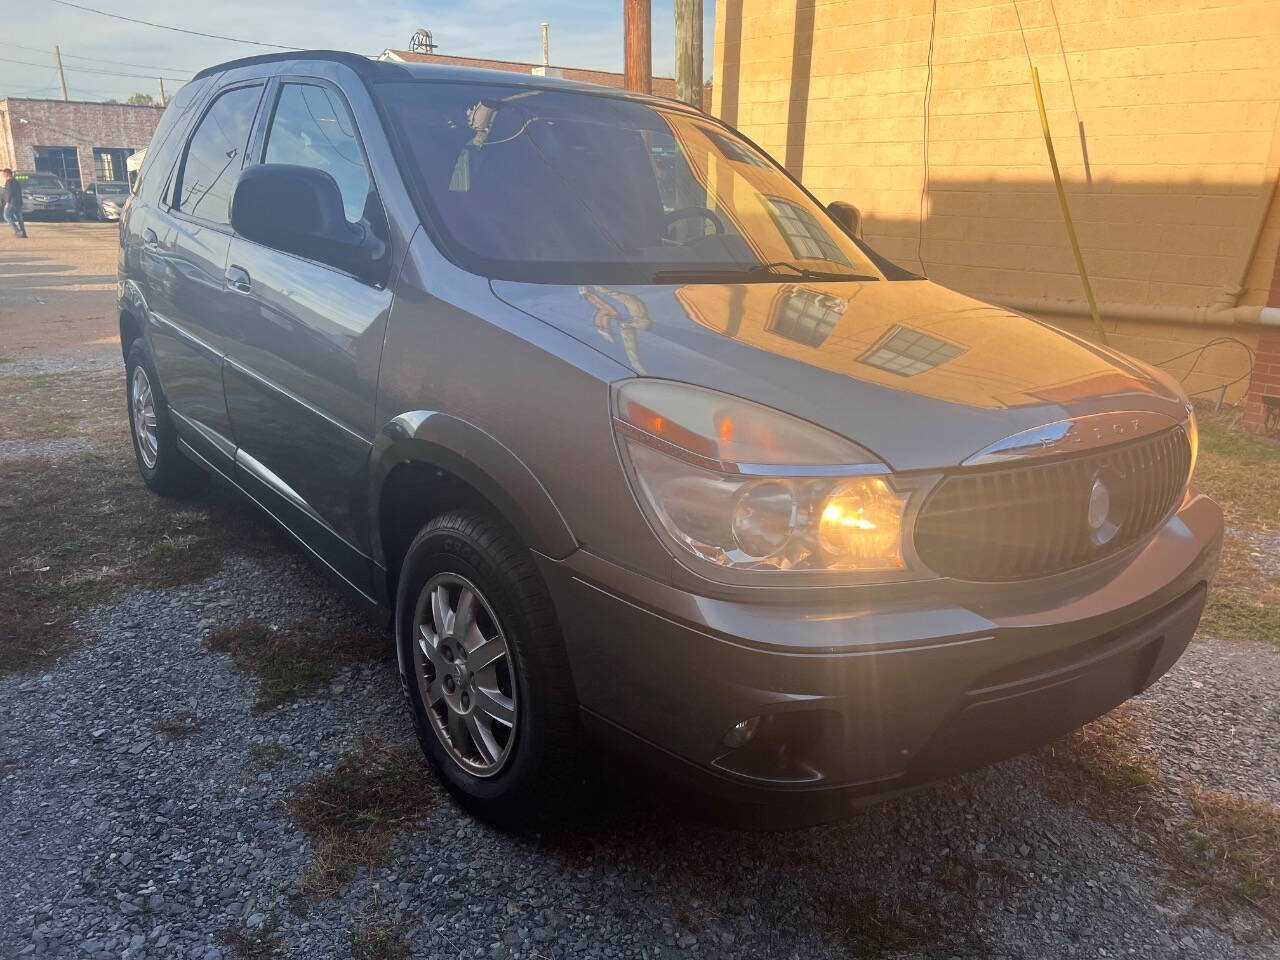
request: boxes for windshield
[96,182,129,195]
[19,174,66,190]
[378,81,883,284]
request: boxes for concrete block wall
[0,98,164,187]
[714,0,1280,411]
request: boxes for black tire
[396,509,590,828]
[125,338,207,496]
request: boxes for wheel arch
[119,279,149,360]
[370,411,577,598]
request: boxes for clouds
[2,0,716,103]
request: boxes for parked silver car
[78,180,130,221]
[118,52,1220,827]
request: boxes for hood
[491,277,1188,471]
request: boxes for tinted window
[264,83,371,223]
[173,84,262,225]
[378,82,882,285]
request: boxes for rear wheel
[396,509,590,827]
[125,338,207,496]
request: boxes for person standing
[2,169,28,238]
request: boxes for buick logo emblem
[1087,474,1119,546]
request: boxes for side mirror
[827,201,864,241]
[231,164,388,287]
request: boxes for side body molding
[368,410,578,568]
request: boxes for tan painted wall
[713,0,1280,403]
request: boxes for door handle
[142,228,158,247]
[225,265,252,294]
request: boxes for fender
[118,278,150,353]
[367,410,578,567]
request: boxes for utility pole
[55,45,69,101]
[158,76,166,105]
[674,0,703,108]
[623,0,651,94]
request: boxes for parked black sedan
[78,181,131,221]
[15,172,77,220]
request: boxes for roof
[381,50,711,109]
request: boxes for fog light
[721,716,759,750]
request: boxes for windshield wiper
[648,261,879,284]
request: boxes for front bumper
[24,198,76,218]
[538,492,1221,825]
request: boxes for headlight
[613,380,909,576]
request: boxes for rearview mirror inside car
[827,201,864,241]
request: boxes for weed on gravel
[204,617,391,712]
[1198,591,1280,651]
[349,918,412,960]
[289,734,439,898]
[151,710,201,741]
[0,448,283,673]
[215,914,283,959]
[0,369,125,445]
[1045,708,1279,927]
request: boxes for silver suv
[119,52,1220,826]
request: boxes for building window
[860,325,965,377]
[761,196,849,264]
[767,286,846,348]
[93,147,134,182]
[33,146,80,189]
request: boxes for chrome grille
[914,426,1192,581]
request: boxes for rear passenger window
[172,84,263,225]
[264,83,372,224]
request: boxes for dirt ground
[0,221,121,356]
[1,223,1277,960]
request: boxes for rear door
[221,78,393,589]
[145,80,265,467]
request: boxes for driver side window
[264,83,372,225]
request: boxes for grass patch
[1188,787,1280,915]
[1044,709,1280,925]
[0,448,283,674]
[1194,408,1280,530]
[350,920,412,960]
[0,370,126,444]
[215,915,282,959]
[204,617,388,712]
[1198,590,1280,650]
[246,742,288,772]
[152,711,201,741]
[289,734,437,898]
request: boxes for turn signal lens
[818,478,906,570]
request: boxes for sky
[1,0,717,103]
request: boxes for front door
[221,79,393,591]
[146,81,265,465]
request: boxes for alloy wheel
[411,573,519,777]
[130,366,158,469]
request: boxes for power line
[0,55,188,83]
[41,0,302,50]
[0,41,193,75]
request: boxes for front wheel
[396,509,590,827]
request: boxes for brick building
[0,97,164,189]
[714,0,1280,433]
[378,49,712,110]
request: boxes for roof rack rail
[191,49,409,82]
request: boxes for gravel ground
[1135,636,1280,805]
[1,548,1276,960]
